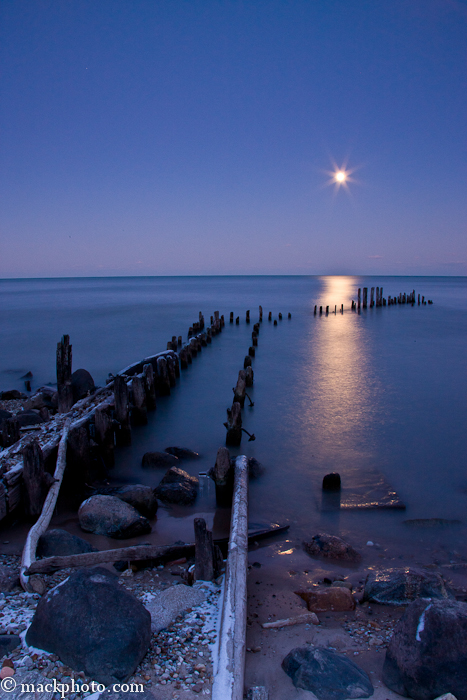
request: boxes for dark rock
[0,565,20,593]
[295,587,356,612]
[247,457,265,478]
[303,533,361,563]
[0,410,12,421]
[14,410,46,427]
[142,451,179,468]
[37,529,98,558]
[0,634,21,658]
[282,645,373,700]
[364,568,451,605]
[71,368,95,404]
[323,473,341,491]
[25,567,151,686]
[382,598,467,700]
[0,390,22,400]
[154,467,199,505]
[114,484,158,518]
[78,495,151,539]
[164,446,200,460]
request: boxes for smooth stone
[164,446,200,460]
[282,645,373,700]
[78,495,151,539]
[364,568,451,605]
[144,584,206,633]
[114,484,158,518]
[37,529,97,558]
[154,467,199,505]
[142,451,179,468]
[71,368,95,404]
[303,533,361,563]
[295,587,356,613]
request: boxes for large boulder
[37,529,98,558]
[364,568,451,605]
[154,467,199,505]
[114,484,158,519]
[303,533,361,563]
[282,646,373,700]
[14,410,45,427]
[142,451,179,468]
[164,446,200,460]
[71,368,95,404]
[382,598,467,700]
[78,495,151,538]
[25,568,151,686]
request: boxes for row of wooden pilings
[313,287,433,315]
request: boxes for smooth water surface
[1,276,466,563]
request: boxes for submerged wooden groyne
[313,285,434,315]
[0,311,224,527]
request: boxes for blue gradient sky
[1,0,466,277]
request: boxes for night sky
[1,0,466,277]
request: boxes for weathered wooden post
[166,355,177,387]
[230,312,234,323]
[214,310,220,331]
[185,345,193,364]
[94,406,115,469]
[188,326,193,338]
[252,332,258,347]
[259,305,263,322]
[418,294,420,305]
[358,288,361,310]
[22,439,50,519]
[200,333,207,347]
[268,312,272,321]
[143,363,156,409]
[179,347,188,369]
[2,418,20,447]
[248,346,255,357]
[114,375,131,446]
[370,287,375,308]
[319,306,323,315]
[206,328,212,344]
[225,401,242,446]
[194,518,214,582]
[288,312,291,318]
[178,335,182,346]
[57,334,73,413]
[314,305,317,315]
[236,316,240,325]
[130,375,148,425]
[325,306,329,314]
[376,287,380,307]
[209,446,234,506]
[363,287,368,308]
[233,373,246,408]
[156,356,171,394]
[278,312,282,320]
[199,312,204,330]
[341,304,344,314]
[189,337,198,357]
[244,355,252,369]
[245,366,254,387]
[273,319,277,325]
[246,310,250,324]
[221,314,225,327]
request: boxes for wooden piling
[288,312,291,318]
[230,312,234,323]
[114,375,131,446]
[57,334,73,413]
[178,335,182,346]
[245,366,254,387]
[252,333,258,347]
[268,312,272,321]
[179,347,188,369]
[273,319,277,325]
[370,287,375,308]
[236,316,240,325]
[234,374,246,408]
[22,439,49,519]
[278,313,282,320]
[166,355,177,387]
[314,305,317,315]
[244,355,252,369]
[189,337,198,357]
[194,518,214,582]
[248,346,255,357]
[363,287,368,309]
[199,312,205,330]
[246,310,250,324]
[143,363,156,409]
[94,406,115,469]
[130,375,148,426]
[259,305,263,322]
[326,306,329,314]
[226,401,242,446]
[156,357,171,395]
[358,288,361,310]
[210,446,234,506]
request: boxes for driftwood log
[20,419,71,592]
[262,612,319,629]
[25,525,290,576]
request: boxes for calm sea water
[1,275,466,563]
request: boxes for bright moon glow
[323,161,359,192]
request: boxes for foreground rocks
[164,446,200,460]
[37,528,97,558]
[144,583,206,633]
[78,495,151,538]
[25,568,151,686]
[364,568,451,605]
[282,645,373,700]
[154,467,199,505]
[70,368,95,404]
[383,598,467,700]
[114,484,158,518]
[303,533,362,563]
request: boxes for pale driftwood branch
[24,542,195,576]
[20,419,71,592]
[262,612,319,629]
